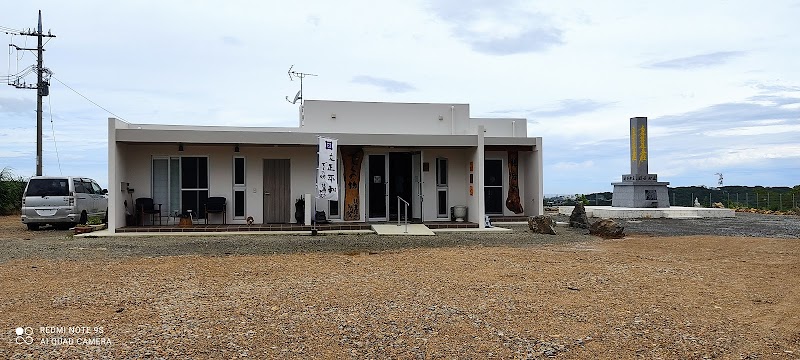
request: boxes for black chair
[135,197,162,226]
[205,197,227,224]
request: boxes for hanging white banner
[317,136,338,200]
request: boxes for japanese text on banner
[317,137,338,200]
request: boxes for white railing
[397,196,409,234]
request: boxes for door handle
[264,192,270,195]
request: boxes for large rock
[589,219,625,239]
[528,215,557,235]
[569,203,590,229]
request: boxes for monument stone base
[611,181,670,208]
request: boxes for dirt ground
[1,215,798,359]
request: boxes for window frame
[232,156,246,220]
[435,157,449,218]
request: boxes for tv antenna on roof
[285,65,317,105]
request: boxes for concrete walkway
[558,206,735,219]
[371,224,436,236]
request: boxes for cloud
[645,51,746,69]
[667,144,800,170]
[351,75,416,93]
[703,124,800,137]
[489,99,615,119]
[428,0,563,55]
[750,82,800,93]
[655,98,800,129]
[220,36,242,46]
[0,97,35,114]
[528,99,614,118]
[307,15,320,27]
[748,95,800,106]
[468,27,563,55]
[553,160,595,170]
[0,149,29,158]
[493,99,613,119]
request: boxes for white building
[107,100,543,233]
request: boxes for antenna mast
[715,173,723,187]
[285,65,317,105]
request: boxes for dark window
[437,158,448,186]
[234,190,245,217]
[198,158,208,188]
[485,159,503,186]
[26,179,69,197]
[485,187,503,214]
[182,157,198,188]
[182,190,209,218]
[329,200,339,217]
[181,157,208,189]
[234,158,245,185]
[485,159,504,214]
[437,190,447,216]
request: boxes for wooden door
[263,159,290,223]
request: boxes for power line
[1,25,22,35]
[47,95,63,175]
[51,75,127,121]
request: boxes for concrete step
[371,224,435,236]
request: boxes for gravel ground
[619,212,799,239]
[1,214,798,359]
[1,213,797,263]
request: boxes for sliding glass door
[152,156,208,219]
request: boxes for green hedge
[0,168,26,215]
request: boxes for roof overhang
[116,128,483,147]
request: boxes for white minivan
[21,176,108,230]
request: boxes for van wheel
[26,223,40,231]
[79,211,88,225]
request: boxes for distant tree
[0,168,26,215]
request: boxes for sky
[1,0,799,194]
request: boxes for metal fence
[669,190,799,210]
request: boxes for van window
[82,180,96,194]
[73,180,89,194]
[91,181,103,194]
[26,179,70,197]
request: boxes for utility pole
[9,10,56,176]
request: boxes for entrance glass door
[485,159,504,214]
[368,154,388,220]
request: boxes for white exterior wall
[108,118,128,233]
[419,148,469,221]
[303,101,473,135]
[522,139,544,216]
[302,101,526,138]
[119,144,317,225]
[468,126,486,227]
[471,118,527,137]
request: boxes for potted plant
[74,216,106,234]
[178,212,193,227]
[294,196,305,224]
